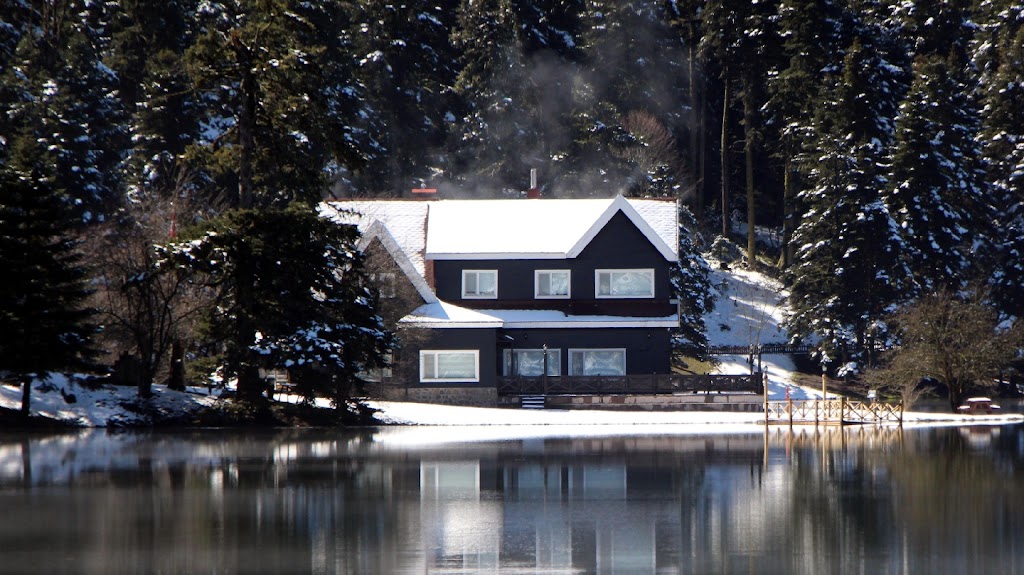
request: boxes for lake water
[1,422,1022,575]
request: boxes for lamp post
[542,344,549,395]
[821,359,829,400]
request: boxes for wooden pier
[764,398,904,426]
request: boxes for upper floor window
[595,269,654,298]
[420,350,479,382]
[462,270,498,299]
[370,272,397,298]
[535,270,571,299]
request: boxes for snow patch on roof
[401,301,678,329]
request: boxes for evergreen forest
[1,0,1023,403]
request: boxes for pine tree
[887,53,985,294]
[0,130,100,415]
[767,0,846,267]
[184,0,368,208]
[449,0,542,193]
[156,205,394,404]
[349,0,459,194]
[786,36,909,369]
[108,0,201,198]
[891,0,974,60]
[555,0,683,197]
[2,1,125,221]
[976,18,1024,318]
[672,206,715,359]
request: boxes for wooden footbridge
[764,398,904,426]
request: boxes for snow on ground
[703,260,827,400]
[0,375,219,427]
[3,261,1021,430]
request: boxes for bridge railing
[765,398,903,425]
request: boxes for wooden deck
[764,398,904,426]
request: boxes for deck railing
[496,373,764,396]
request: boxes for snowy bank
[2,378,1020,430]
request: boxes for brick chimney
[410,187,437,200]
[527,169,540,199]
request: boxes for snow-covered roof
[401,301,679,329]
[322,196,678,307]
[425,196,678,261]
[319,200,437,303]
[324,195,678,264]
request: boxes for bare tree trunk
[20,376,31,416]
[720,73,730,239]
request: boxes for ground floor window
[360,352,393,382]
[502,348,561,376]
[420,350,479,382]
[569,348,626,376]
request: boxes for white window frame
[462,269,498,299]
[568,348,626,376]
[534,269,571,299]
[594,268,655,299]
[420,350,480,383]
[503,348,561,376]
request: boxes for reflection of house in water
[405,435,768,574]
[420,461,502,571]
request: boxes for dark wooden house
[322,195,685,406]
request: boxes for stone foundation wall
[544,394,765,412]
[381,385,498,407]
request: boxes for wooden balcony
[496,373,764,396]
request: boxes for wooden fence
[764,398,903,426]
[708,343,811,355]
[496,373,764,396]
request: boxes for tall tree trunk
[238,53,256,210]
[743,82,756,266]
[168,338,186,391]
[234,244,262,400]
[699,78,707,231]
[720,74,730,239]
[688,32,703,227]
[779,156,796,268]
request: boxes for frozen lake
[1,423,1022,574]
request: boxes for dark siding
[574,211,672,300]
[411,328,498,387]
[432,211,674,312]
[498,327,672,375]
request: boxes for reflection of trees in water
[756,426,1024,574]
[877,428,1024,573]
[0,429,404,574]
